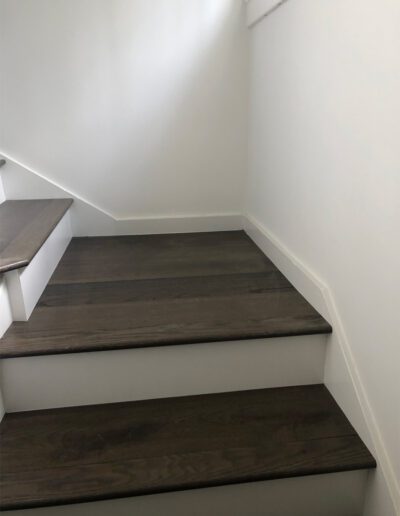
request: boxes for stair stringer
[244,214,399,516]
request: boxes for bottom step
[0,385,375,513]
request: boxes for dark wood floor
[0,232,331,358]
[0,199,73,273]
[0,385,375,511]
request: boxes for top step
[0,199,73,273]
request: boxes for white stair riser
[5,212,72,321]
[7,470,368,516]
[1,335,327,412]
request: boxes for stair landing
[0,231,331,358]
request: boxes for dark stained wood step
[0,199,73,274]
[49,231,278,285]
[0,385,376,511]
[0,232,331,358]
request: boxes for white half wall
[0,279,12,339]
[245,0,400,513]
[0,0,248,220]
[5,212,72,321]
[0,169,5,203]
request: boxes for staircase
[0,199,375,515]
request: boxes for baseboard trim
[244,214,331,323]
[243,213,399,515]
[0,151,243,236]
[246,0,290,28]
[108,213,243,235]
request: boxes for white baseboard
[1,334,326,412]
[5,212,72,321]
[244,214,331,323]
[243,214,399,516]
[7,470,369,516]
[0,152,242,237]
[106,213,243,235]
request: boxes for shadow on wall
[0,0,248,218]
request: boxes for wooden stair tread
[0,232,331,358]
[0,199,73,273]
[0,385,376,511]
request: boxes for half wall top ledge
[0,199,73,274]
[246,0,289,27]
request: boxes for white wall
[246,0,283,26]
[245,0,400,513]
[0,169,5,203]
[0,0,248,220]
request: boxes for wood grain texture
[0,199,73,273]
[49,232,278,284]
[0,232,331,358]
[0,385,376,511]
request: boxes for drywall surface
[246,0,400,513]
[0,156,242,236]
[0,278,12,339]
[0,171,5,203]
[246,0,283,26]
[0,0,248,219]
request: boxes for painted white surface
[0,169,5,203]
[5,212,72,320]
[246,0,285,27]
[0,389,4,420]
[0,278,12,338]
[364,469,397,516]
[244,217,369,436]
[1,334,326,412]
[8,470,368,516]
[244,215,330,323]
[244,215,396,514]
[4,270,25,320]
[0,154,242,236]
[246,0,400,512]
[0,0,248,220]
[0,279,12,420]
